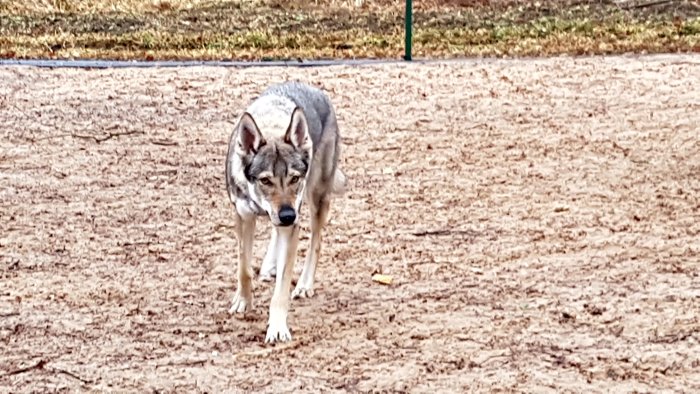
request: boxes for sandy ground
[1,55,699,393]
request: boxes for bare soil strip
[1,54,699,391]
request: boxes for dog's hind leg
[292,194,330,299]
[229,213,256,314]
[259,228,277,282]
[265,224,299,343]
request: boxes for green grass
[0,0,698,60]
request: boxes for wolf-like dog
[225,81,346,343]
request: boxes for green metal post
[404,0,413,61]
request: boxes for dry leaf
[372,274,393,285]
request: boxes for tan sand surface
[1,55,699,392]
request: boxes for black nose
[278,205,296,226]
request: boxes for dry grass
[0,0,699,60]
[0,0,214,13]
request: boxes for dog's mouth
[268,216,297,227]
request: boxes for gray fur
[244,142,309,182]
[226,81,345,215]
[259,82,342,193]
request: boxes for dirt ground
[1,55,699,392]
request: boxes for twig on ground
[611,140,630,157]
[4,359,94,384]
[369,146,400,152]
[156,359,208,368]
[465,122,488,131]
[453,334,489,345]
[410,229,479,237]
[412,288,477,301]
[174,299,205,308]
[10,104,141,144]
[406,260,437,267]
[213,223,236,232]
[32,130,144,143]
[347,229,372,237]
[72,130,143,143]
[151,139,179,146]
[234,340,306,360]
[52,367,94,384]
[2,359,46,376]
[651,330,696,344]
[0,311,20,318]
[32,133,73,142]
[478,354,511,366]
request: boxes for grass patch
[0,0,699,60]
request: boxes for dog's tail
[331,168,347,195]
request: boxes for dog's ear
[284,107,311,150]
[237,112,265,154]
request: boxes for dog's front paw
[258,263,276,282]
[229,290,252,314]
[291,285,315,299]
[265,319,292,344]
[258,269,276,282]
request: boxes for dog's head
[234,108,312,227]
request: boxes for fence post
[404,0,413,60]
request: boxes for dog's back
[258,82,336,152]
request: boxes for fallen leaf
[372,273,393,285]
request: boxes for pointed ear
[237,112,264,155]
[284,107,311,150]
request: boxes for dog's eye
[259,178,273,186]
[289,176,300,185]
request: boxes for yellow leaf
[372,274,393,285]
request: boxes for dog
[224,81,346,343]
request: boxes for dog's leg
[265,224,299,343]
[292,195,330,299]
[229,213,256,314]
[259,227,277,282]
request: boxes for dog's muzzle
[278,205,296,226]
